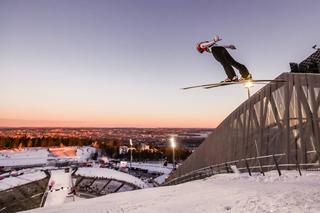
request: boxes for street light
[129,139,133,171]
[170,137,176,170]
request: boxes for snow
[44,169,73,207]
[0,146,96,167]
[24,170,320,213]
[0,148,48,167]
[75,167,148,189]
[76,147,96,162]
[0,171,46,191]
[153,173,169,185]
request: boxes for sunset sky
[0,0,319,128]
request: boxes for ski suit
[209,46,250,80]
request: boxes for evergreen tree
[27,138,33,147]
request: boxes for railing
[163,151,319,186]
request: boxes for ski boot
[239,73,253,81]
[222,76,239,83]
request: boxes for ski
[182,79,286,90]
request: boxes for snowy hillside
[44,169,73,207]
[76,146,96,162]
[0,148,48,167]
[0,171,46,191]
[25,170,320,213]
[0,146,96,167]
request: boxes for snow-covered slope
[44,169,73,207]
[0,148,48,167]
[0,146,96,167]
[76,146,96,162]
[25,170,320,213]
[0,171,46,191]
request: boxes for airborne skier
[196,36,252,82]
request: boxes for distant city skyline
[1,0,319,128]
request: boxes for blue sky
[0,0,319,127]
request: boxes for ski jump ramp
[167,73,320,184]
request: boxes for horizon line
[0,126,215,129]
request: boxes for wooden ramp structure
[166,72,320,184]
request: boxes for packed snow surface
[75,167,147,188]
[0,146,96,167]
[0,171,46,191]
[0,148,48,167]
[76,146,96,162]
[44,169,73,207]
[153,173,169,185]
[25,170,320,213]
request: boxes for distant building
[119,146,129,154]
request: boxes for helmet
[196,43,205,53]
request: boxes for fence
[164,150,319,186]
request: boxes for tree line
[0,136,93,149]
[0,136,192,162]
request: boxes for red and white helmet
[196,41,207,53]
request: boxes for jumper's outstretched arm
[199,36,222,49]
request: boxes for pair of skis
[182,79,286,90]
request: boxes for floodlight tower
[170,137,176,170]
[129,139,133,170]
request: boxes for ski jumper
[197,38,251,80]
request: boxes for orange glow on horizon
[0,103,227,128]
[0,117,221,128]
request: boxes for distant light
[130,139,133,146]
[244,81,253,88]
[170,137,176,148]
